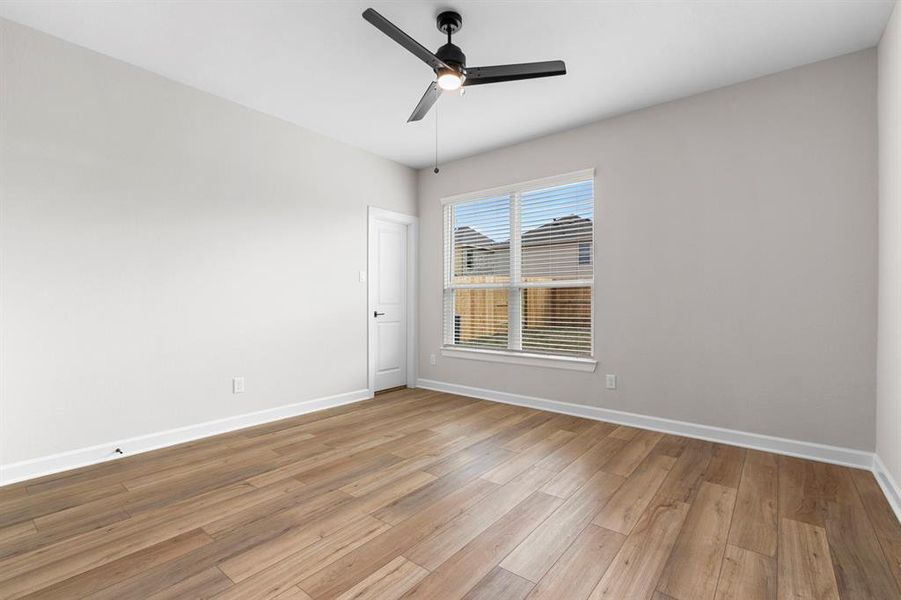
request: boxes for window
[464,249,475,271]
[579,241,592,265]
[443,171,594,363]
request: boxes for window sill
[440,347,597,372]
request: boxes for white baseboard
[417,378,875,470]
[874,454,901,523]
[0,388,371,486]
[6,379,898,525]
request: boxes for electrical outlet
[429,353,437,366]
[605,374,617,390]
[233,377,245,394]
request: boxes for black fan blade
[408,81,442,122]
[464,60,566,86]
[363,8,450,72]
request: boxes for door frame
[368,206,419,398]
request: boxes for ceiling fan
[362,8,567,122]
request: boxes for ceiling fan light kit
[362,7,567,122]
[437,68,463,90]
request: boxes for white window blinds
[443,171,594,358]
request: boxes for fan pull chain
[434,100,440,174]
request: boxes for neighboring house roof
[454,225,496,249]
[522,215,592,247]
[454,214,591,251]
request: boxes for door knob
[374,311,385,317]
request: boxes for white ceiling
[0,1,894,168]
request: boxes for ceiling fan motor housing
[436,43,466,70]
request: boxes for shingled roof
[521,215,592,246]
[454,215,591,250]
[454,225,496,248]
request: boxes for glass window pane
[452,196,511,285]
[521,181,593,283]
[522,287,591,356]
[453,288,509,350]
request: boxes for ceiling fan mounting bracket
[436,11,462,36]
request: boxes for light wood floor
[1,388,899,600]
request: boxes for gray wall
[878,4,901,482]
[0,19,417,466]
[418,50,878,451]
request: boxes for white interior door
[371,218,407,391]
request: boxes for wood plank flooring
[1,388,899,599]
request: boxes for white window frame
[441,169,597,372]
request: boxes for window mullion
[509,192,523,351]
